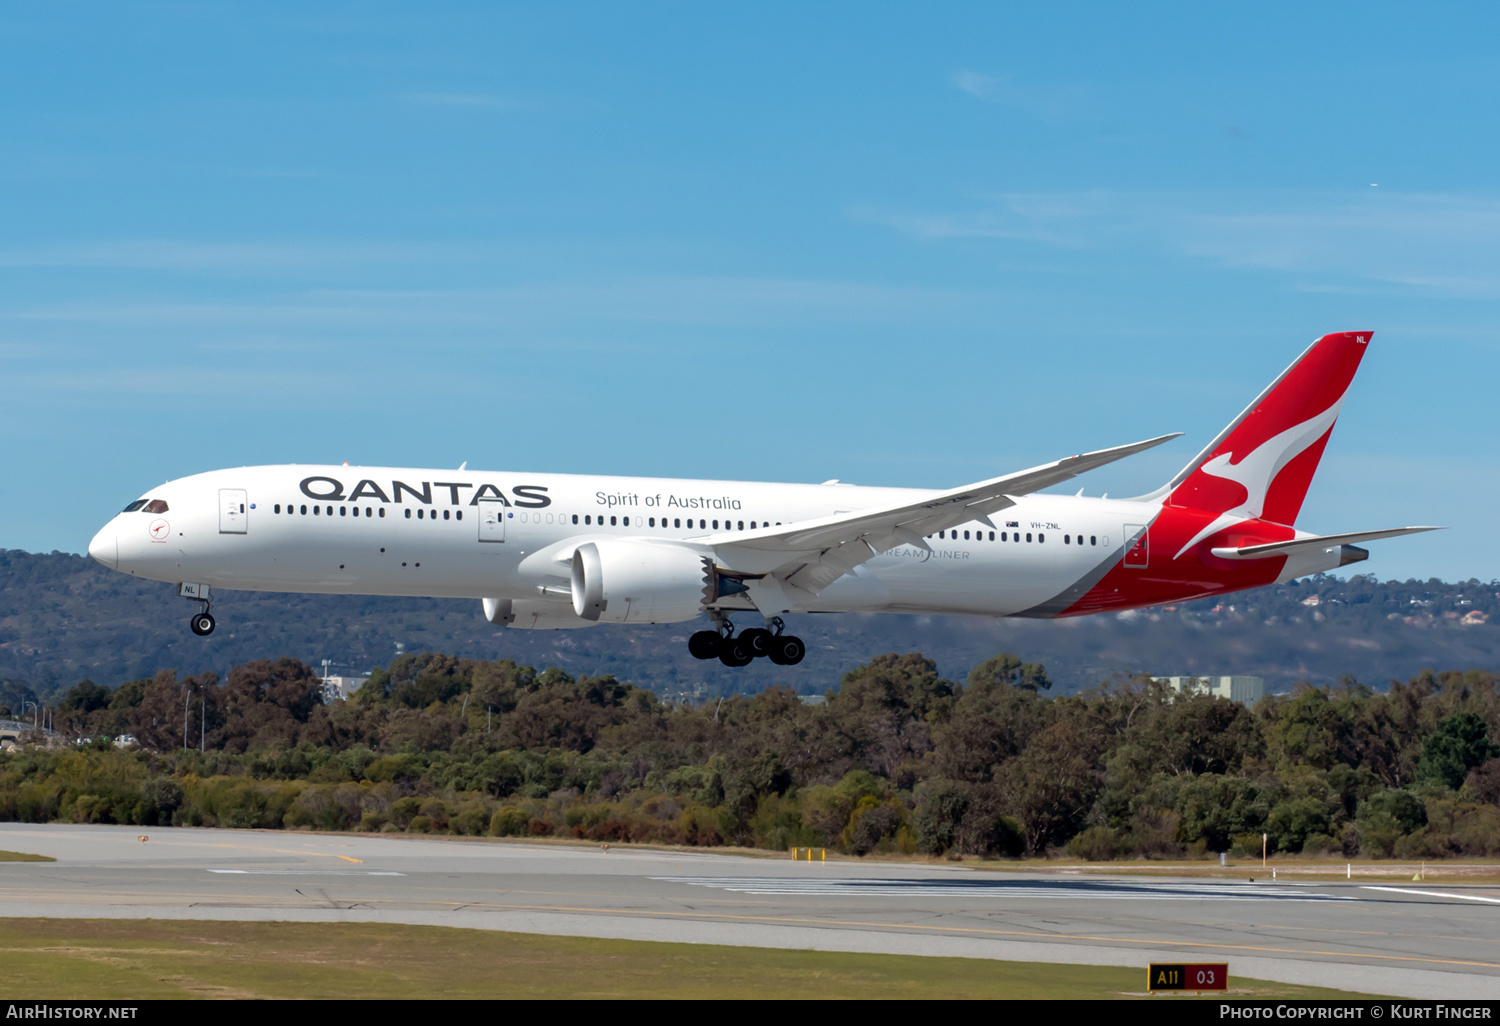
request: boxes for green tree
[968,654,1052,693]
[932,672,1045,784]
[59,680,110,715]
[1262,685,1347,771]
[998,715,1103,854]
[824,654,954,779]
[1356,789,1428,857]
[1417,712,1500,790]
[1174,775,1269,853]
[1266,796,1332,853]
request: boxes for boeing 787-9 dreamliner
[88,331,1436,667]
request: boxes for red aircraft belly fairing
[1058,507,1295,616]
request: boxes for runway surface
[2,824,1497,999]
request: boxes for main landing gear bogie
[768,634,805,666]
[688,617,804,668]
[687,630,721,660]
[719,635,755,668]
[739,627,773,657]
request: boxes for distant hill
[1,549,1497,704]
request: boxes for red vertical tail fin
[1160,331,1371,526]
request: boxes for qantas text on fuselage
[88,331,1438,667]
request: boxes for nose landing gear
[179,582,216,636]
[687,614,804,667]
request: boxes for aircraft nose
[88,522,118,569]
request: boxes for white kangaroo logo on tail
[1198,397,1343,520]
[1172,397,1344,559]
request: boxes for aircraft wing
[1210,526,1443,560]
[707,433,1181,597]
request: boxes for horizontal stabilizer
[1210,526,1442,560]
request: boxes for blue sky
[2,3,1498,581]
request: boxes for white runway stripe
[650,877,1350,901]
[1363,886,1500,904]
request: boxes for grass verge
[0,918,1382,999]
[0,849,55,862]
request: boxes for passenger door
[219,489,248,534]
[478,500,507,543]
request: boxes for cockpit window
[122,500,148,513]
[142,499,169,514]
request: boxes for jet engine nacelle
[570,540,708,624]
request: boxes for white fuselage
[88,463,1177,624]
[83,334,1409,634]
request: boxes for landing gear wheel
[769,635,805,665]
[718,636,754,667]
[739,627,773,658]
[190,612,216,636]
[688,630,722,660]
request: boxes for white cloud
[4,366,314,397]
[1179,194,1500,296]
[862,190,1500,298]
[5,275,1008,334]
[852,194,1107,248]
[951,70,998,99]
[0,342,53,360]
[948,70,1084,119]
[0,240,467,273]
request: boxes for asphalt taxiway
[2,824,1497,998]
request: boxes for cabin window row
[931,529,1099,546]
[513,513,783,530]
[214,503,1102,547]
[272,503,470,520]
[267,505,791,529]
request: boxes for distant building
[1157,676,1264,706]
[319,676,370,703]
[658,684,710,707]
[0,719,33,750]
[0,718,62,749]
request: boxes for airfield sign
[1147,963,1229,993]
